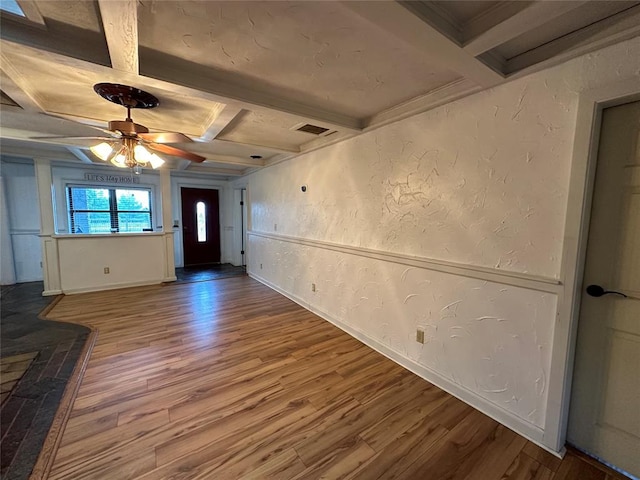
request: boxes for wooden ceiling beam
[0,16,110,66]
[342,1,504,88]
[15,0,45,25]
[0,61,45,112]
[463,1,590,56]
[505,5,640,75]
[66,147,95,164]
[140,48,362,133]
[98,0,139,74]
[197,104,244,142]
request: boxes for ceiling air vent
[296,123,331,135]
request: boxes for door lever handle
[586,284,628,298]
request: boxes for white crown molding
[506,5,640,76]
[405,1,464,44]
[364,77,481,130]
[462,1,589,56]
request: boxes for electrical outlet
[311,283,316,292]
[416,328,425,344]
[260,263,263,269]
[104,267,110,274]
[274,223,277,231]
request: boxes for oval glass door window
[196,201,206,242]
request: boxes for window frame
[66,185,154,234]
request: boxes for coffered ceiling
[1,0,638,179]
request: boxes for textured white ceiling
[36,0,102,33]
[1,0,636,175]
[138,1,461,119]
[2,46,224,137]
[217,110,325,152]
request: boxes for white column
[34,158,61,295]
[160,168,176,281]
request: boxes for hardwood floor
[44,276,627,479]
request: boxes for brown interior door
[181,187,221,266]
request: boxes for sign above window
[84,173,140,184]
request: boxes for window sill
[52,232,167,239]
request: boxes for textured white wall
[251,38,640,280]
[57,234,166,293]
[250,235,557,428]
[252,75,581,277]
[245,37,640,446]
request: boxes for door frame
[545,79,640,454]
[180,186,221,266]
[231,187,248,268]
[175,183,223,268]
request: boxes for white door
[567,101,640,477]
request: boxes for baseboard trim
[249,271,563,458]
[248,231,562,294]
[62,279,164,295]
[42,289,63,296]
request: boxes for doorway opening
[566,101,639,479]
[241,188,247,267]
[180,187,221,266]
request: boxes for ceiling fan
[36,83,206,172]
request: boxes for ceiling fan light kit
[90,140,165,172]
[42,83,206,172]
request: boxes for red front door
[181,187,221,266]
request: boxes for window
[67,186,152,234]
[0,0,25,16]
[196,201,206,242]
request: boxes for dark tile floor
[1,282,90,480]
[174,263,246,283]
[1,352,38,405]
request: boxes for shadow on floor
[174,263,246,284]
[0,282,90,480]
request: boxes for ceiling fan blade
[146,143,206,163]
[138,132,193,144]
[42,112,119,137]
[30,136,116,141]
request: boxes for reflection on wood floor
[45,276,625,479]
[174,263,246,284]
